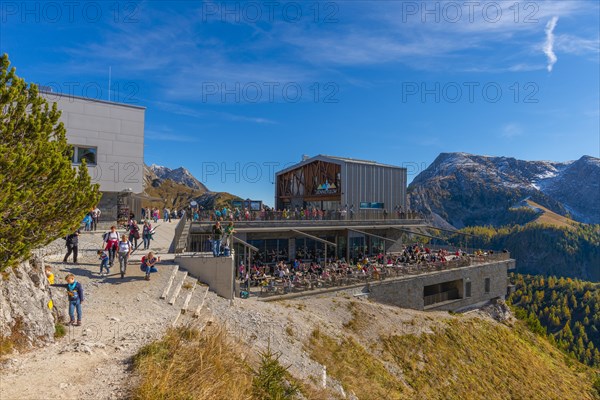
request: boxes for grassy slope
[525,199,577,229]
[133,306,600,400]
[309,317,599,400]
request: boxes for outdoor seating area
[239,246,511,298]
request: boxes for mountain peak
[409,153,599,226]
[147,164,208,191]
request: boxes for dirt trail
[0,224,183,400]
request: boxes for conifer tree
[0,54,100,270]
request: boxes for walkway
[0,219,211,400]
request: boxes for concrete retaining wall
[175,254,235,299]
[369,260,515,311]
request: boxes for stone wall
[369,260,515,311]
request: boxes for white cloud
[145,129,200,143]
[543,17,559,72]
[501,123,523,138]
[555,34,600,55]
[152,101,277,125]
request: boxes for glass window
[485,278,490,293]
[465,281,472,298]
[73,146,97,165]
[359,202,384,209]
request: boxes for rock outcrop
[0,256,56,348]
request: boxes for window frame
[71,145,98,166]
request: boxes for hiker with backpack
[63,229,80,264]
[117,234,133,278]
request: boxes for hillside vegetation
[143,165,240,211]
[132,300,600,399]
[450,223,600,281]
[508,274,600,368]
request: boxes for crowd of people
[238,244,507,296]
[187,205,421,222]
[141,207,184,223]
[53,209,166,327]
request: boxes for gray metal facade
[341,162,407,212]
[275,155,407,212]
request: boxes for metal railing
[250,253,509,298]
[187,209,423,222]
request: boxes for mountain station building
[275,154,407,216]
[41,90,146,221]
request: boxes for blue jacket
[51,281,84,302]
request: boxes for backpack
[103,231,109,241]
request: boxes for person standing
[211,221,223,257]
[63,229,80,264]
[51,273,84,326]
[117,234,133,278]
[92,206,101,231]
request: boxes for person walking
[128,219,140,250]
[117,234,133,278]
[103,226,120,267]
[63,229,80,264]
[142,220,153,250]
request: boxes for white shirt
[106,232,119,242]
[118,241,131,253]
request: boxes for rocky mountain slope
[143,164,239,210]
[131,293,600,399]
[148,164,208,191]
[408,153,600,227]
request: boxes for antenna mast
[108,66,112,101]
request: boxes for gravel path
[0,224,182,400]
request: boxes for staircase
[157,263,213,328]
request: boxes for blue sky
[1,0,599,205]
